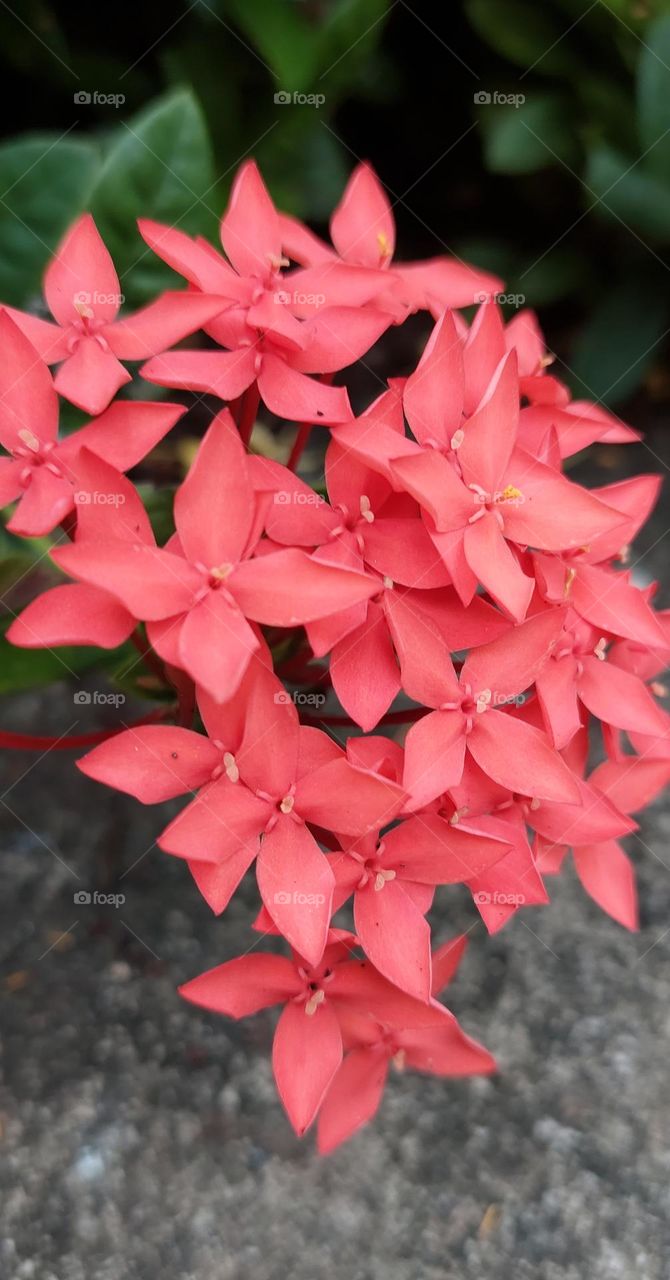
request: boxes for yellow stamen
[499,485,523,503]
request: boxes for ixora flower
[38,411,382,702]
[278,160,503,319]
[0,312,184,537]
[2,214,225,416]
[179,929,491,1138]
[2,160,668,1152]
[138,161,392,423]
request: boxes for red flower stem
[238,383,260,448]
[130,628,168,686]
[0,707,173,751]
[286,422,311,472]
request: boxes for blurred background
[1,4,670,1278]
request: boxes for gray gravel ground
[1,428,669,1280]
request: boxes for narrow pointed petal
[159,779,269,861]
[402,710,466,810]
[430,935,468,994]
[273,999,342,1136]
[78,726,220,802]
[257,819,334,966]
[1,307,70,362]
[469,711,580,803]
[45,213,120,325]
[590,756,670,815]
[579,656,668,735]
[52,541,201,621]
[0,457,23,505]
[230,548,377,626]
[54,338,131,415]
[7,468,73,536]
[458,350,519,494]
[0,311,58,450]
[174,409,253,567]
[138,218,240,292]
[384,589,460,708]
[502,449,625,551]
[8,583,134,649]
[179,953,300,1017]
[535,657,582,750]
[179,593,259,702]
[257,354,351,423]
[317,1048,388,1154]
[141,347,256,400]
[106,292,227,359]
[354,880,432,1001]
[462,607,566,704]
[220,160,281,279]
[383,814,510,882]
[571,564,667,647]
[463,513,534,621]
[390,450,474,531]
[330,162,395,267]
[403,1021,496,1076]
[63,400,185,473]
[297,757,405,836]
[403,311,464,448]
[574,841,638,930]
[289,306,391,375]
[462,300,507,414]
[188,844,259,914]
[331,603,400,731]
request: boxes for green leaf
[481,93,578,174]
[223,0,319,91]
[466,1,575,75]
[0,135,98,305]
[0,617,106,695]
[586,145,670,239]
[568,276,670,405]
[88,88,215,305]
[637,15,670,178]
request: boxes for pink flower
[0,312,184,537]
[280,161,503,320]
[43,411,381,702]
[139,162,392,423]
[2,215,225,415]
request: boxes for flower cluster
[2,160,669,1152]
